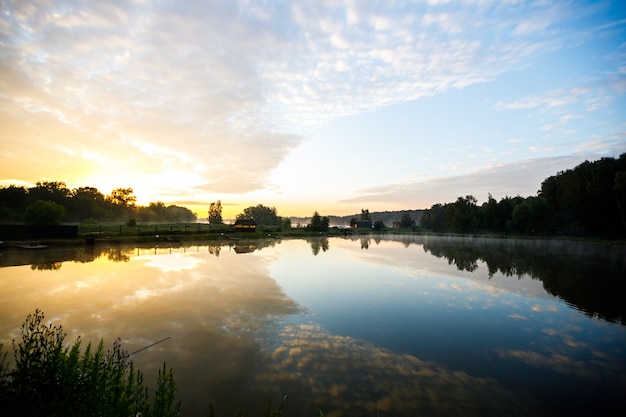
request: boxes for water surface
[0,235,624,416]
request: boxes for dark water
[1,235,625,416]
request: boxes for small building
[393,220,416,229]
[234,219,257,232]
[352,220,373,229]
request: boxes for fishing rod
[128,336,171,357]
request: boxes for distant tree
[399,212,414,228]
[282,217,292,230]
[208,200,223,224]
[165,204,195,222]
[373,220,385,231]
[69,186,106,222]
[420,203,447,232]
[237,204,281,226]
[0,185,28,209]
[308,211,329,232]
[448,195,478,233]
[614,171,626,231]
[106,188,136,221]
[24,200,66,225]
[148,202,168,220]
[479,193,498,231]
[27,181,71,206]
[510,196,552,235]
[107,188,136,207]
[498,196,525,234]
[0,185,28,221]
[137,202,195,222]
[360,209,371,220]
[539,153,626,237]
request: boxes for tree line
[226,204,330,232]
[0,182,196,225]
[420,153,626,238]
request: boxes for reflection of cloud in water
[137,253,200,272]
[253,324,539,417]
[496,346,626,390]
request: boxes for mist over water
[1,236,624,416]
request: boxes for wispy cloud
[0,0,624,210]
[339,155,596,207]
[494,88,590,111]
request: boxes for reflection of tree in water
[420,236,626,325]
[425,241,480,272]
[102,248,132,263]
[0,247,98,268]
[207,244,221,257]
[30,262,62,271]
[360,238,370,249]
[307,237,329,256]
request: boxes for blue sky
[1,0,625,217]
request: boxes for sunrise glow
[1,1,624,218]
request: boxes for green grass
[1,309,180,417]
[0,310,324,417]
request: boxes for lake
[1,235,625,416]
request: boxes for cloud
[339,155,595,207]
[1,0,307,194]
[1,0,622,204]
[260,1,567,127]
[493,87,590,111]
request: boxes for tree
[236,204,281,226]
[399,212,415,228]
[70,186,106,222]
[106,188,136,221]
[479,193,498,231]
[136,203,195,223]
[510,196,552,235]
[373,220,385,231]
[208,200,223,224]
[0,185,28,221]
[308,211,329,232]
[360,209,371,220]
[24,200,66,225]
[107,188,136,207]
[614,171,626,231]
[27,181,71,206]
[448,195,478,233]
[420,203,447,232]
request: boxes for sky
[1,0,625,219]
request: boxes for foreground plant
[0,309,180,417]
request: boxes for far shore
[2,227,624,251]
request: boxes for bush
[0,309,180,417]
[24,200,66,225]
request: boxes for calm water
[0,235,625,416]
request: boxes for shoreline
[1,228,624,251]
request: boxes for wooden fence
[78,223,229,237]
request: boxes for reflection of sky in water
[0,238,624,416]
[265,238,626,415]
[137,252,201,272]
